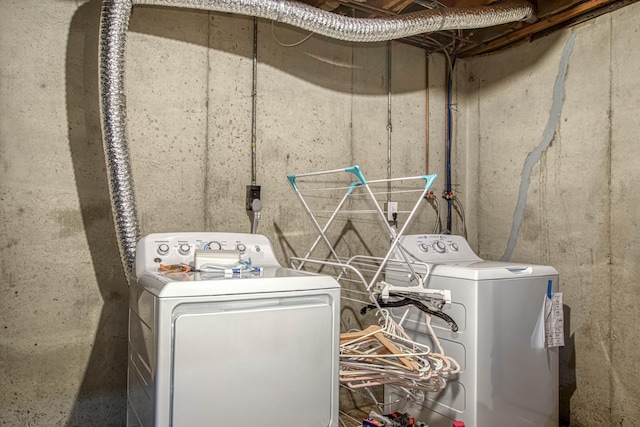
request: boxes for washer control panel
[135,232,280,277]
[396,234,481,263]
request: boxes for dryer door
[170,293,338,427]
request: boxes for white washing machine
[127,232,340,427]
[385,234,559,427]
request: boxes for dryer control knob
[236,243,246,253]
[433,241,446,253]
[157,243,170,256]
[206,241,222,250]
[450,242,459,251]
[178,243,191,256]
[419,242,429,252]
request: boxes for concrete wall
[454,2,640,425]
[0,1,430,425]
[5,0,637,425]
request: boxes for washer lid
[137,266,340,298]
[429,260,558,281]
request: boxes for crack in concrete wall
[501,32,576,261]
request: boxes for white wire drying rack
[285,166,460,427]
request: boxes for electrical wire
[271,21,314,47]
[452,195,467,239]
[387,41,393,202]
[425,195,441,234]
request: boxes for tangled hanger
[339,310,459,393]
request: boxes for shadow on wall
[97,4,414,96]
[66,1,129,425]
[128,4,401,96]
[559,304,577,426]
[273,220,375,272]
[460,30,567,94]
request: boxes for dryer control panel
[135,232,281,278]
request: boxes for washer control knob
[157,243,170,256]
[450,242,459,251]
[207,241,222,250]
[433,241,446,253]
[178,243,191,256]
[418,242,429,252]
[236,243,246,253]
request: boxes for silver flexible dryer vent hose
[100,0,138,279]
[99,0,535,278]
[134,0,535,40]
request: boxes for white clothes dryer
[385,234,559,427]
[127,232,340,427]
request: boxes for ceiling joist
[296,0,638,56]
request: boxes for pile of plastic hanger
[339,310,460,393]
